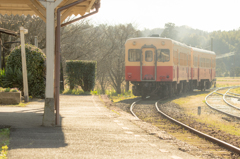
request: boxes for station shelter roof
[0,0,100,23]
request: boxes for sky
[86,0,240,32]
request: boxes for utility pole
[20,27,29,102]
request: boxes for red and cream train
[125,37,216,98]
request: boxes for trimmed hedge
[4,44,46,98]
[66,60,96,92]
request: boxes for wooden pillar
[20,27,29,102]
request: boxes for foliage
[0,87,19,92]
[62,88,91,95]
[161,23,178,40]
[66,60,96,92]
[97,24,140,94]
[4,44,46,98]
[0,69,5,87]
[106,90,136,103]
[0,14,46,50]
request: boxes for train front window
[145,50,153,62]
[157,49,170,62]
[128,49,141,62]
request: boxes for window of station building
[128,49,141,62]
[145,50,153,62]
[157,49,170,62]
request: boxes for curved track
[130,92,240,154]
[205,86,240,119]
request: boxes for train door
[141,47,156,81]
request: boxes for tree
[98,24,140,94]
[216,61,226,77]
[161,23,178,40]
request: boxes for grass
[0,128,10,159]
[0,102,28,107]
[62,88,91,95]
[61,88,136,103]
[231,87,240,94]
[172,92,240,137]
[106,90,136,103]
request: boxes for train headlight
[133,41,136,45]
[128,75,132,78]
[161,41,165,45]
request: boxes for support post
[34,36,38,47]
[20,27,29,102]
[0,38,2,69]
[42,1,56,127]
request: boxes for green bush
[66,60,96,92]
[4,44,46,98]
[0,69,5,87]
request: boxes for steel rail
[223,87,240,110]
[228,92,240,96]
[130,99,141,119]
[205,87,240,119]
[155,100,240,154]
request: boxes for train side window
[157,49,170,62]
[173,50,178,65]
[128,49,141,62]
[188,55,191,66]
[145,50,153,62]
[184,54,187,66]
[180,53,184,66]
[194,56,198,67]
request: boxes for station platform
[0,95,196,159]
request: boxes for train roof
[126,37,215,55]
[191,47,215,55]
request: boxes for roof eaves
[0,27,18,36]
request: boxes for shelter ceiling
[0,0,99,22]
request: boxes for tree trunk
[116,83,121,94]
[125,81,129,92]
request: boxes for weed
[0,128,10,159]
[62,88,91,95]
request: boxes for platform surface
[0,95,197,159]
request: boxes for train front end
[125,37,174,97]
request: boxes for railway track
[205,86,240,119]
[130,90,240,157]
